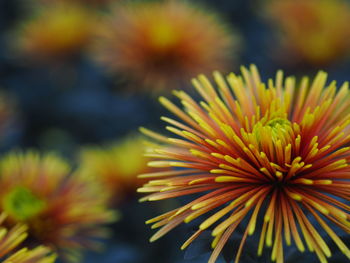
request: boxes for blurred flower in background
[12,1,96,63]
[139,66,350,263]
[0,212,56,263]
[78,135,151,206]
[266,0,350,66]
[93,0,240,91]
[0,152,117,262]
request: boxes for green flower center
[266,118,291,136]
[252,117,292,143]
[3,187,46,221]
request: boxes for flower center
[3,186,46,221]
[252,117,292,144]
[266,118,291,139]
[148,22,178,49]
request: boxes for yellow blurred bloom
[78,135,151,205]
[15,2,96,61]
[267,0,350,65]
[0,152,117,262]
[0,213,56,263]
[93,0,239,91]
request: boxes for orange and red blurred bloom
[93,0,239,91]
[0,152,116,262]
[267,0,350,66]
[139,65,350,263]
[14,2,96,62]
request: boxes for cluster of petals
[0,212,56,263]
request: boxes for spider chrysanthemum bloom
[14,2,96,62]
[93,0,239,91]
[0,152,117,262]
[138,65,350,263]
[78,136,151,205]
[0,213,56,263]
[267,0,350,66]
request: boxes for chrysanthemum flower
[14,2,96,62]
[0,152,117,262]
[267,0,350,66]
[78,136,151,205]
[138,65,350,263]
[93,0,238,91]
[0,212,56,263]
